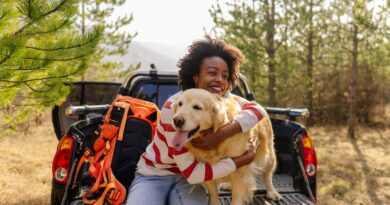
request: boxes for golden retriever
[171,88,282,205]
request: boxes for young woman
[126,37,267,205]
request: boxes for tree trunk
[306,0,314,125]
[264,0,277,106]
[251,65,257,96]
[348,24,358,138]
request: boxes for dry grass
[311,125,390,205]
[0,111,389,205]
[0,112,57,205]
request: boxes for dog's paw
[218,182,231,191]
[266,190,282,201]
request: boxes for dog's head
[171,88,228,150]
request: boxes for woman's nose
[215,74,223,82]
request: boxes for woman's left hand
[190,128,224,150]
[191,121,242,150]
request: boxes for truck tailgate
[218,174,315,205]
[219,193,315,205]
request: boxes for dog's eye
[178,101,182,107]
[193,105,202,110]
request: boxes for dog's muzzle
[173,116,185,128]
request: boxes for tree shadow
[374,128,389,155]
[349,136,382,205]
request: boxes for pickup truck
[50,67,317,205]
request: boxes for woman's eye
[193,105,201,110]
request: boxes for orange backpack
[72,96,159,205]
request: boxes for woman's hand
[232,137,259,168]
[190,128,223,150]
[190,121,242,150]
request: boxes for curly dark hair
[177,37,245,91]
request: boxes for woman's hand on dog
[190,128,222,150]
[191,121,242,150]
[232,137,259,168]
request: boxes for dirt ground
[0,114,57,205]
[0,112,389,205]
[311,125,390,205]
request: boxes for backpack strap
[71,148,93,189]
[71,99,131,205]
[82,138,125,205]
[114,101,131,142]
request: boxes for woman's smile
[193,56,229,96]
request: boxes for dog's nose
[173,116,185,128]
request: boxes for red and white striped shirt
[136,91,266,184]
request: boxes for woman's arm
[173,137,258,184]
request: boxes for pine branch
[14,0,69,37]
[40,79,57,87]
[24,82,46,92]
[0,52,11,65]
[24,18,70,36]
[0,8,9,22]
[3,60,50,71]
[27,0,32,18]
[24,53,88,62]
[0,67,83,83]
[0,83,19,89]
[25,33,99,51]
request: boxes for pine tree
[210,0,289,106]
[329,0,389,137]
[0,0,102,132]
[288,0,328,125]
[78,0,137,81]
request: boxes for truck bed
[218,174,315,205]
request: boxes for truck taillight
[52,134,74,184]
[302,134,317,178]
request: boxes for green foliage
[0,0,102,132]
[211,0,288,106]
[211,0,390,125]
[78,0,137,82]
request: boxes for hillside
[106,41,186,70]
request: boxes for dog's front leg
[230,178,245,205]
[205,181,218,205]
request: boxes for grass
[311,125,390,205]
[0,112,389,204]
[0,113,57,205]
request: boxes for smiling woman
[125,37,267,205]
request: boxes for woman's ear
[193,75,198,86]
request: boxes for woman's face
[193,56,229,96]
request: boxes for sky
[117,0,219,49]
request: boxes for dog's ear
[212,95,227,133]
[171,100,177,113]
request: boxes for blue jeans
[126,172,208,205]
